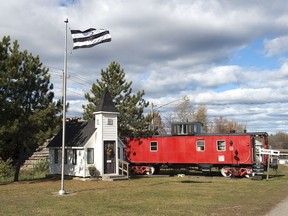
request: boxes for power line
[69,77,92,88]
[67,88,86,97]
[45,64,95,86]
[69,71,95,86]
[47,68,94,89]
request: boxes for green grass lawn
[1,165,288,216]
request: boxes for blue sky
[230,38,282,70]
[1,0,288,134]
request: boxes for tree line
[1,36,287,181]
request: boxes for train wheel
[220,167,232,178]
[245,172,255,178]
[146,166,155,175]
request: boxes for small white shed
[47,88,125,177]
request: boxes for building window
[72,149,77,165]
[217,140,226,151]
[64,149,68,164]
[196,140,205,151]
[150,142,158,151]
[54,149,58,164]
[96,119,100,125]
[107,119,113,125]
[87,148,94,164]
[123,148,126,160]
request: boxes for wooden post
[266,155,270,180]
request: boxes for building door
[104,141,116,174]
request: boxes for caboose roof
[140,131,268,138]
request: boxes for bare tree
[164,96,193,133]
[149,109,166,135]
[163,96,208,134]
[268,132,288,149]
[175,96,194,122]
[210,116,246,133]
[195,105,208,132]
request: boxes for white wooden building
[47,88,126,177]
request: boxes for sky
[1,0,288,134]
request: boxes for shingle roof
[95,87,119,113]
[47,120,96,148]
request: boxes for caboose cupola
[171,121,203,135]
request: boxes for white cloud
[264,36,288,56]
[2,0,288,133]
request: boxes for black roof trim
[47,120,96,148]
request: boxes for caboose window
[196,140,205,151]
[180,125,187,134]
[217,140,226,151]
[150,142,158,151]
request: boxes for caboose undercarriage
[130,163,266,178]
[220,166,253,178]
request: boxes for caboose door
[104,141,116,174]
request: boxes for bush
[32,159,49,173]
[18,159,49,181]
[0,158,14,179]
[88,165,100,178]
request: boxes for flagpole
[59,18,68,195]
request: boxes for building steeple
[93,87,120,176]
[95,87,119,113]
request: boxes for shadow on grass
[75,181,174,194]
[265,174,285,179]
[0,174,73,186]
[130,170,224,179]
[130,174,171,179]
[180,180,212,184]
[21,174,75,184]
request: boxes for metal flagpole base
[59,189,66,195]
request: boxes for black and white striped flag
[70,28,111,49]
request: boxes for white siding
[102,114,117,140]
[48,148,88,177]
[48,131,98,177]
[48,149,59,174]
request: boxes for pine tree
[0,36,61,181]
[83,61,152,138]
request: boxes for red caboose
[125,122,269,178]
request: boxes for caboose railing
[118,159,129,178]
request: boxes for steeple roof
[95,87,119,113]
